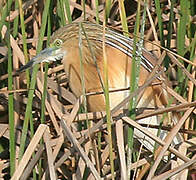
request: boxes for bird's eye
[54,39,62,47]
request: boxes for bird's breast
[62,44,153,111]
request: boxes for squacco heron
[19,21,166,111]
[19,21,182,149]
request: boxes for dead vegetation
[0,0,196,179]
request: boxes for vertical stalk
[127,0,147,178]
[176,0,189,93]
[102,20,114,180]
[95,0,100,23]
[7,0,15,175]
[105,0,111,22]
[18,0,51,160]
[165,0,175,68]
[118,0,129,36]
[64,0,72,23]
[18,0,30,87]
[154,0,164,47]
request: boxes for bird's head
[17,22,105,73]
[17,36,66,72]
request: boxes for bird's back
[59,22,164,111]
[58,22,183,151]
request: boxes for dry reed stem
[47,77,77,104]
[64,97,83,127]
[152,158,196,180]
[122,117,190,162]
[116,119,127,179]
[21,145,45,179]
[168,53,196,86]
[36,79,60,133]
[147,107,195,179]
[0,124,8,138]
[43,127,56,179]
[61,118,101,179]
[11,124,47,180]
[172,138,196,179]
[1,25,25,65]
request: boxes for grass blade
[18,0,51,160]
[7,0,15,175]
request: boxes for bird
[18,21,164,111]
[18,21,183,150]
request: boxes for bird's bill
[17,47,65,72]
